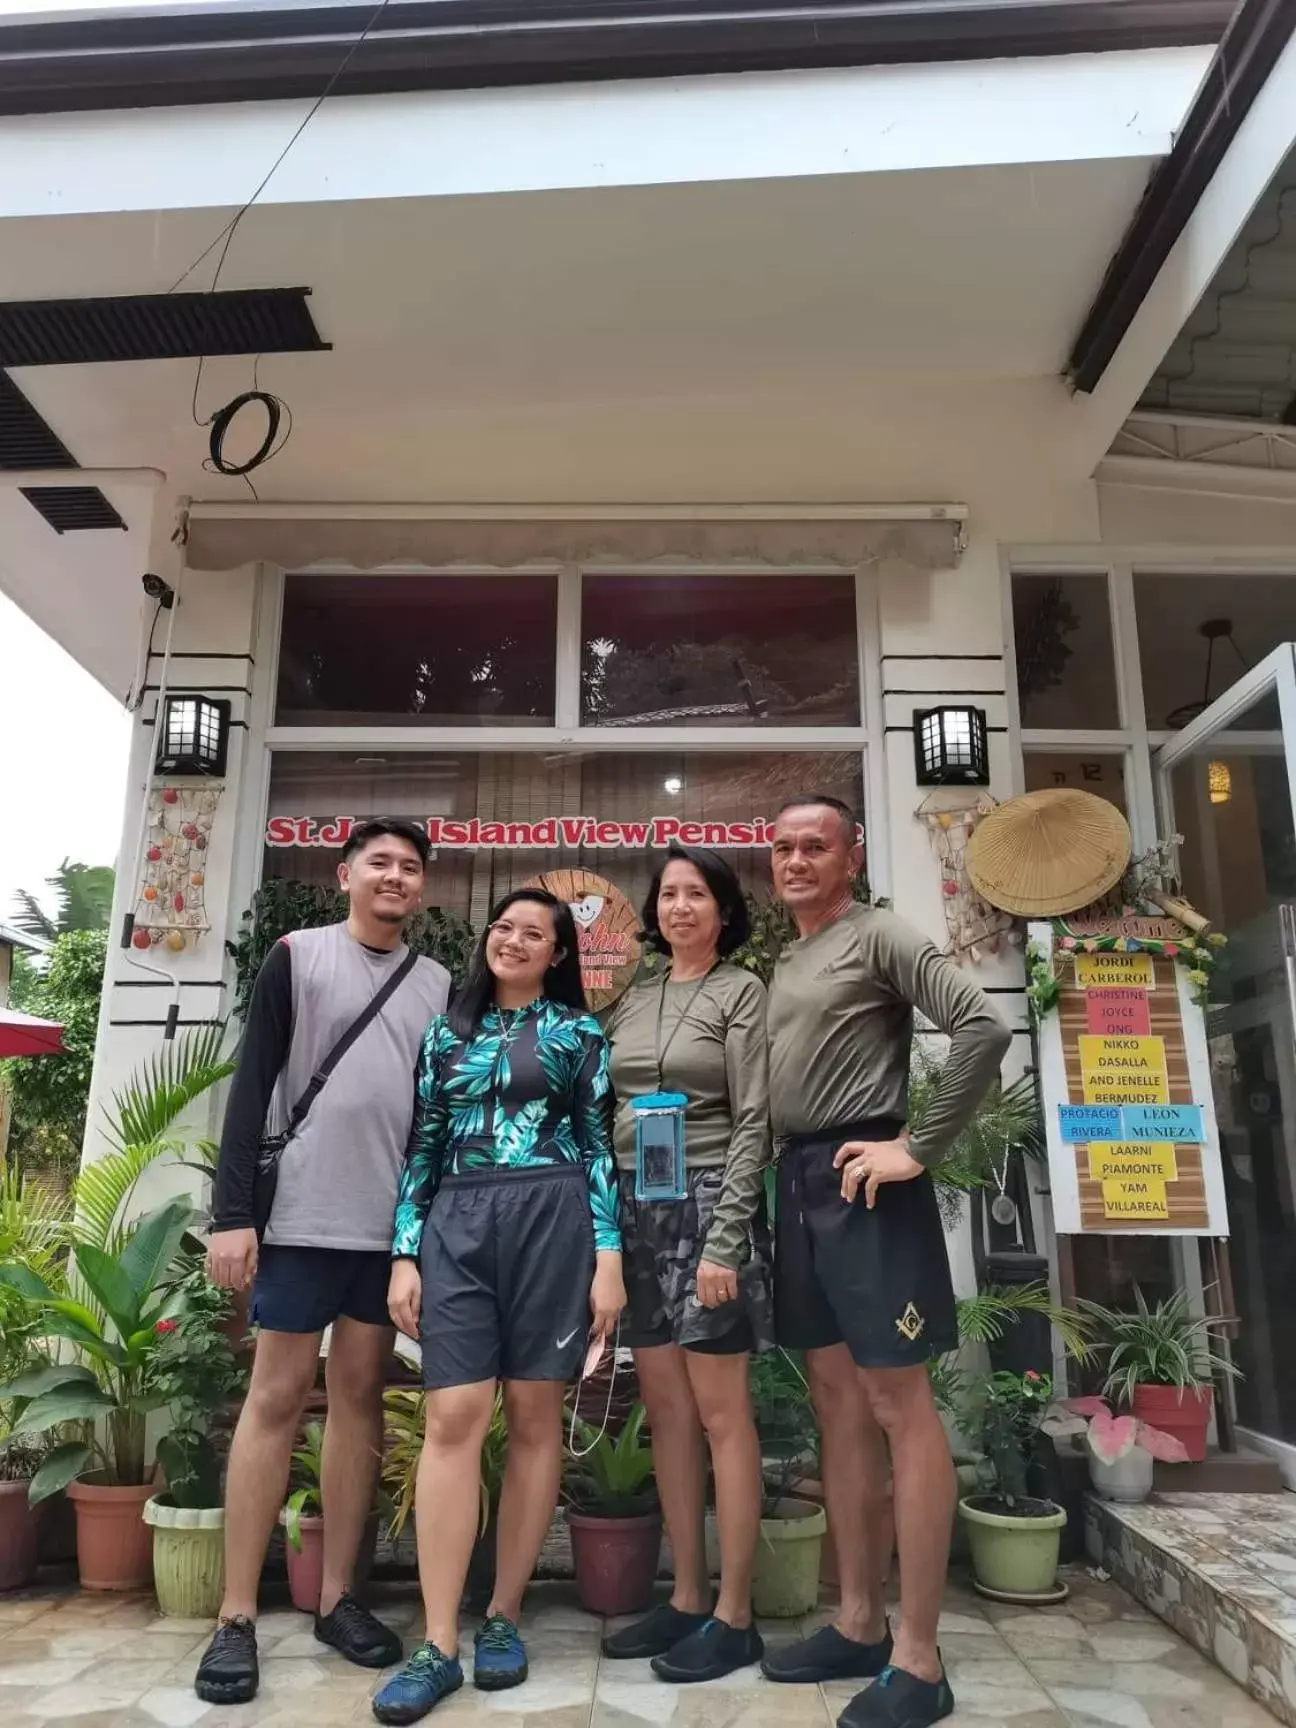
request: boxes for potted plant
[1079,1287,1238,1462]
[1065,1396,1188,1503]
[958,1370,1067,1602]
[0,1195,193,1590]
[281,1419,326,1613]
[750,1349,826,1618]
[143,1262,248,1617]
[565,1401,660,1617]
[0,1436,47,1590]
[383,1385,508,1611]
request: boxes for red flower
[1024,1370,1041,1382]
[154,1319,178,1334]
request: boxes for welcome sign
[1032,920,1228,1236]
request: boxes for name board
[522,869,641,1012]
[1032,921,1228,1236]
[266,815,864,851]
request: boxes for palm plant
[12,861,115,940]
[382,1386,508,1543]
[565,1401,656,1515]
[75,1023,234,1254]
[928,1284,1093,1422]
[0,1196,194,1500]
[0,1163,72,1454]
[907,1053,1042,1225]
[1078,1286,1238,1407]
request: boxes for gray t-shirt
[213,922,450,1252]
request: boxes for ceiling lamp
[1165,618,1248,728]
[1208,761,1232,804]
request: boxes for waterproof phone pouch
[632,1093,688,1201]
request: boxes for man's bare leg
[319,1318,394,1617]
[859,1364,954,1684]
[219,1329,321,1621]
[808,1344,891,1644]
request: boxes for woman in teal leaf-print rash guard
[376,890,624,1727]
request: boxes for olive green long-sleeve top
[767,903,1010,1168]
[606,964,771,1270]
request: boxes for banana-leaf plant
[0,1196,193,1502]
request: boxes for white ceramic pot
[1088,1446,1154,1504]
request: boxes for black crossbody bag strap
[283,947,420,1135]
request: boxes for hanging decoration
[915,790,1016,964]
[133,784,222,951]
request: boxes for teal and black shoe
[371,1642,463,1725]
[473,1614,528,1690]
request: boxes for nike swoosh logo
[557,1330,578,1349]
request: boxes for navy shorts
[419,1163,595,1390]
[251,1245,393,1334]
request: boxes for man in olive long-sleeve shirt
[760,796,1010,1728]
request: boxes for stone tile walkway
[0,1565,1282,1728]
[1087,1490,1296,1726]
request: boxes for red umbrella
[0,1008,65,1058]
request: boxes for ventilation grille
[0,288,327,367]
[19,486,126,533]
[0,370,74,469]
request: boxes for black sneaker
[837,1662,955,1728]
[601,1602,712,1660]
[650,1617,764,1683]
[761,1621,894,1684]
[194,1615,259,1704]
[315,1591,403,1669]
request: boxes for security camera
[142,574,175,608]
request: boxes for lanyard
[653,966,717,1090]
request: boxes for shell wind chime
[133,784,222,952]
[916,791,1016,964]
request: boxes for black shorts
[419,1163,596,1391]
[774,1119,957,1369]
[619,1168,775,1356]
[250,1245,392,1333]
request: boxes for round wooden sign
[524,868,642,1013]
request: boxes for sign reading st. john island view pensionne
[1031,919,1229,1236]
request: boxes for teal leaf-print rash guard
[392,999,621,1258]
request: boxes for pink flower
[1163,943,1178,958]
[1060,937,1076,951]
[1025,1370,1041,1382]
[154,1319,178,1335]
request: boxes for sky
[0,595,131,925]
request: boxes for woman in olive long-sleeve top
[600,843,774,1685]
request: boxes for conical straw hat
[965,790,1131,918]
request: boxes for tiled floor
[0,1566,1283,1728]
[1087,1490,1296,1726]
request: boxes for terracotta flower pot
[67,1479,155,1591]
[0,1481,43,1591]
[1130,1384,1212,1463]
[566,1507,662,1617]
[280,1511,325,1613]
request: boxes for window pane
[1023,750,1127,814]
[264,749,865,930]
[581,574,859,727]
[1135,574,1296,733]
[275,574,557,726]
[1012,573,1119,728]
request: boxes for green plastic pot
[752,1496,827,1618]
[144,1496,225,1619]
[958,1495,1065,1597]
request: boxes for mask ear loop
[567,1319,620,1460]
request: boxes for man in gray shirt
[199,819,450,1707]
[760,796,1010,1728]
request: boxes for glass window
[1135,574,1296,733]
[263,749,866,929]
[1023,750,1127,814]
[580,574,859,727]
[1012,573,1119,729]
[275,574,557,727]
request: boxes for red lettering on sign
[1084,988,1152,1037]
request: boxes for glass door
[1154,645,1296,1479]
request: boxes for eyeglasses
[488,921,553,948]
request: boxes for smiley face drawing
[568,893,605,929]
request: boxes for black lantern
[913,705,989,787]
[155,695,230,777]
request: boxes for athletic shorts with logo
[774,1117,957,1367]
[418,1162,595,1389]
[618,1167,775,1355]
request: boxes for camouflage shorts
[618,1167,775,1354]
